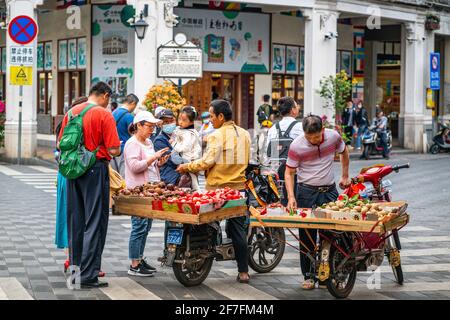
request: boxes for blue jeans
[379,132,389,157]
[129,217,153,260]
[356,126,367,149]
[296,184,338,280]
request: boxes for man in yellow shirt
[177,99,251,283]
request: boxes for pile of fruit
[320,194,400,221]
[118,181,189,200]
[118,184,244,211]
[167,188,243,205]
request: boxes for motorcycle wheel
[172,247,214,287]
[430,144,440,154]
[392,264,404,285]
[386,249,404,285]
[327,241,357,299]
[248,227,285,273]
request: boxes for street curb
[349,150,416,160]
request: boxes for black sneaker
[128,263,155,277]
[141,258,157,272]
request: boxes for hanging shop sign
[174,8,270,74]
[430,52,440,90]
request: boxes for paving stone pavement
[0,152,450,300]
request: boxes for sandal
[236,274,250,284]
[302,279,315,290]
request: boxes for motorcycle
[160,164,285,287]
[430,121,450,154]
[315,163,410,298]
[361,126,392,160]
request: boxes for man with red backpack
[58,82,120,289]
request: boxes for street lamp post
[131,5,149,42]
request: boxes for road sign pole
[17,85,23,165]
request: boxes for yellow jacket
[187,121,250,190]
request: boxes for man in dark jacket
[354,100,369,150]
[153,109,182,185]
[341,100,355,145]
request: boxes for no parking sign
[8,15,38,45]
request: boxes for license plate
[167,228,183,245]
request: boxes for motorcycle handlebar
[392,163,410,171]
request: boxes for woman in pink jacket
[123,111,169,277]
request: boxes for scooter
[361,126,392,160]
[430,121,450,154]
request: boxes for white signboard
[174,8,270,74]
[10,46,34,66]
[92,5,135,101]
[158,44,203,78]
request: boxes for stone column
[4,0,42,160]
[302,8,338,122]
[128,0,175,108]
[401,21,431,153]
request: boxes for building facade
[2,0,450,160]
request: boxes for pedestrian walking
[341,100,355,146]
[172,106,202,190]
[354,100,369,150]
[124,111,169,276]
[284,114,351,290]
[111,94,139,177]
[55,96,88,273]
[177,99,251,284]
[58,81,121,289]
[256,94,274,126]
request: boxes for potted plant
[426,14,440,31]
[318,70,355,161]
[143,81,186,118]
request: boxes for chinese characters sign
[158,44,203,78]
[92,5,135,101]
[174,8,270,74]
[10,46,34,66]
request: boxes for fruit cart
[248,201,410,299]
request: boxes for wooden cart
[112,196,247,224]
[249,211,409,233]
[249,201,409,234]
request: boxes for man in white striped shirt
[264,97,303,203]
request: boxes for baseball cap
[154,106,166,117]
[133,111,161,124]
[156,108,174,119]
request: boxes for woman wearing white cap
[123,111,169,276]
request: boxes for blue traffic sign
[8,15,38,45]
[430,52,440,90]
